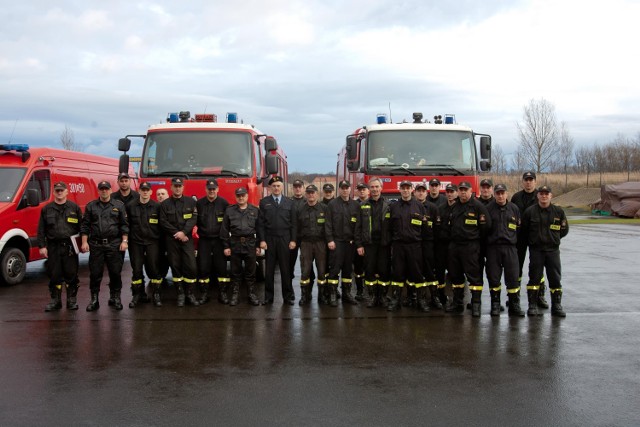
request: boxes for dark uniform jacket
[326,197,359,242]
[220,204,260,251]
[257,195,297,241]
[486,200,520,246]
[521,203,569,251]
[448,198,491,242]
[478,196,495,206]
[111,190,139,207]
[80,198,129,241]
[196,196,229,238]
[297,202,328,242]
[427,194,447,208]
[37,201,82,247]
[511,190,538,217]
[159,196,198,236]
[421,200,440,242]
[126,199,161,245]
[355,196,391,247]
[290,196,306,213]
[389,197,427,243]
[437,201,456,242]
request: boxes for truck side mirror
[479,136,491,160]
[346,135,358,160]
[480,160,492,172]
[119,154,130,174]
[118,137,132,152]
[265,152,279,175]
[265,136,278,152]
[26,189,40,207]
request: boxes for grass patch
[569,218,640,225]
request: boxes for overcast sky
[1,0,638,173]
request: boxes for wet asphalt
[0,223,639,426]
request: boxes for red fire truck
[117,111,287,203]
[337,112,492,198]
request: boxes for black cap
[97,181,111,189]
[53,181,67,190]
[338,180,350,188]
[118,172,130,180]
[356,182,369,190]
[429,178,441,186]
[522,171,536,180]
[458,181,472,189]
[268,176,283,185]
[494,183,507,192]
[139,182,152,191]
[480,178,493,187]
[235,187,248,196]
[415,182,428,190]
[537,185,552,193]
[445,184,458,192]
[292,179,304,187]
[323,183,334,192]
[399,180,413,188]
[206,179,218,190]
[306,184,318,193]
[171,177,184,186]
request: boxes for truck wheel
[256,258,265,282]
[0,247,27,286]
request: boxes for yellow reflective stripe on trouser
[342,278,352,284]
[507,287,520,294]
[131,279,143,285]
[300,279,311,285]
[327,279,339,285]
[540,276,546,284]
[469,285,483,291]
[173,277,184,283]
[378,281,390,287]
[391,281,404,287]
[549,288,562,293]
[183,278,197,284]
[198,278,210,284]
[317,279,327,285]
[452,283,465,289]
[490,284,502,292]
[365,280,377,286]
[437,283,446,289]
[424,281,437,287]
[150,279,163,284]
[218,277,231,283]
[527,285,540,290]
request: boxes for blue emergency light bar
[167,113,179,123]
[227,112,238,123]
[376,114,387,124]
[0,144,30,152]
[444,114,455,124]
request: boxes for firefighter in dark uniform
[485,184,525,316]
[447,181,491,316]
[289,179,306,284]
[81,181,129,311]
[37,181,82,311]
[196,179,230,305]
[388,181,428,312]
[326,180,359,305]
[125,182,163,308]
[355,177,391,308]
[439,184,458,311]
[414,182,442,310]
[511,171,548,309]
[159,177,199,307]
[322,183,335,205]
[155,188,171,286]
[297,185,330,305]
[220,187,261,306]
[427,178,447,208]
[475,178,502,312]
[258,176,297,305]
[520,185,569,317]
[321,182,335,299]
[353,182,370,301]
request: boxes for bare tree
[60,125,83,151]
[491,144,507,175]
[558,121,574,191]
[510,145,528,172]
[574,145,592,186]
[516,98,560,173]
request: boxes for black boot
[129,285,141,308]
[329,285,338,307]
[152,283,162,307]
[387,286,402,312]
[471,290,482,317]
[218,282,229,305]
[537,282,550,309]
[176,284,186,307]
[341,282,358,305]
[112,290,123,310]
[248,283,260,306]
[45,286,63,312]
[428,285,442,309]
[185,283,200,306]
[355,276,364,301]
[378,285,389,308]
[551,292,566,317]
[527,289,541,316]
[198,283,210,305]
[507,292,525,317]
[138,284,150,304]
[490,290,501,316]
[66,284,79,310]
[448,287,465,313]
[229,284,240,306]
[107,289,116,306]
[416,287,431,313]
[86,292,100,311]
[403,286,414,307]
[366,285,377,308]
[438,286,449,310]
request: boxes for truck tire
[0,247,27,286]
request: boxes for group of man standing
[37,170,568,317]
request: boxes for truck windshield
[0,168,27,203]
[367,130,477,175]
[141,131,253,177]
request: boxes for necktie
[275,197,279,206]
